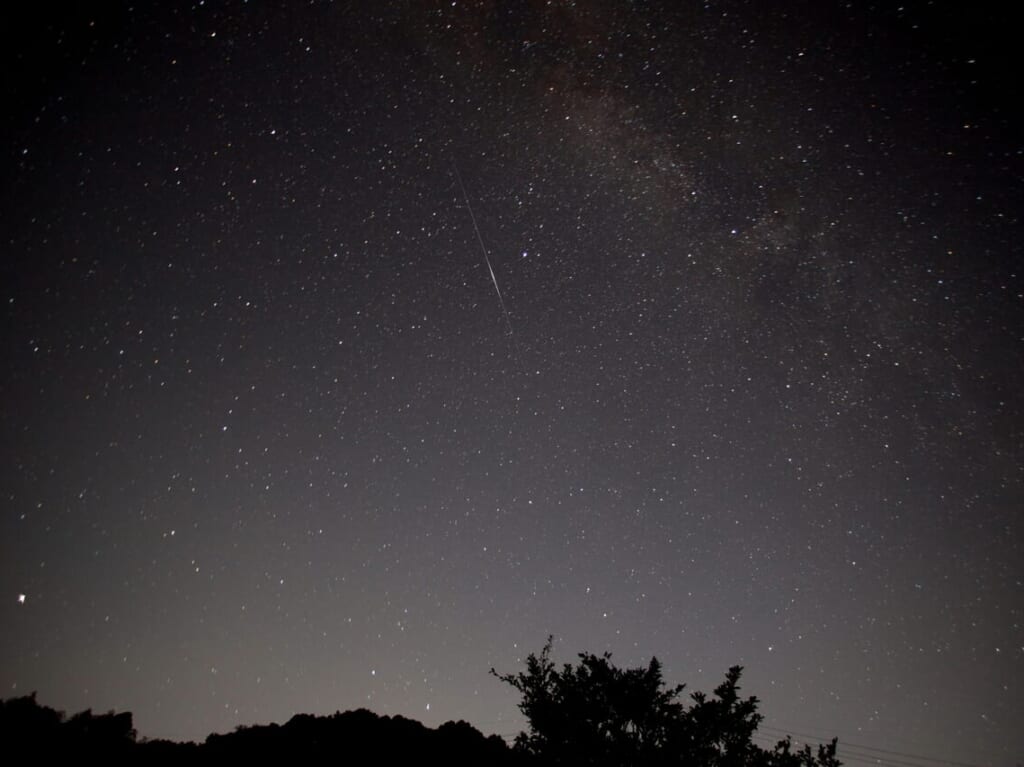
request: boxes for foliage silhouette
[493,637,840,767]
[0,692,137,759]
[4,644,841,767]
[0,693,514,765]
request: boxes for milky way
[2,3,1020,764]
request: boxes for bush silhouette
[493,637,840,767]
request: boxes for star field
[1,2,1021,764]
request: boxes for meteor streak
[453,163,526,373]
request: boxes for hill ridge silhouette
[0,692,515,764]
[3,648,842,766]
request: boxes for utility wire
[759,725,989,767]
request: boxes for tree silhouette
[1,693,517,764]
[0,692,137,759]
[493,637,840,767]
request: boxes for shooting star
[452,162,527,373]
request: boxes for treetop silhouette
[493,636,840,766]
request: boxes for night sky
[2,2,1021,764]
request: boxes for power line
[752,734,941,767]
[758,725,989,767]
[758,744,939,767]
[488,713,994,767]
